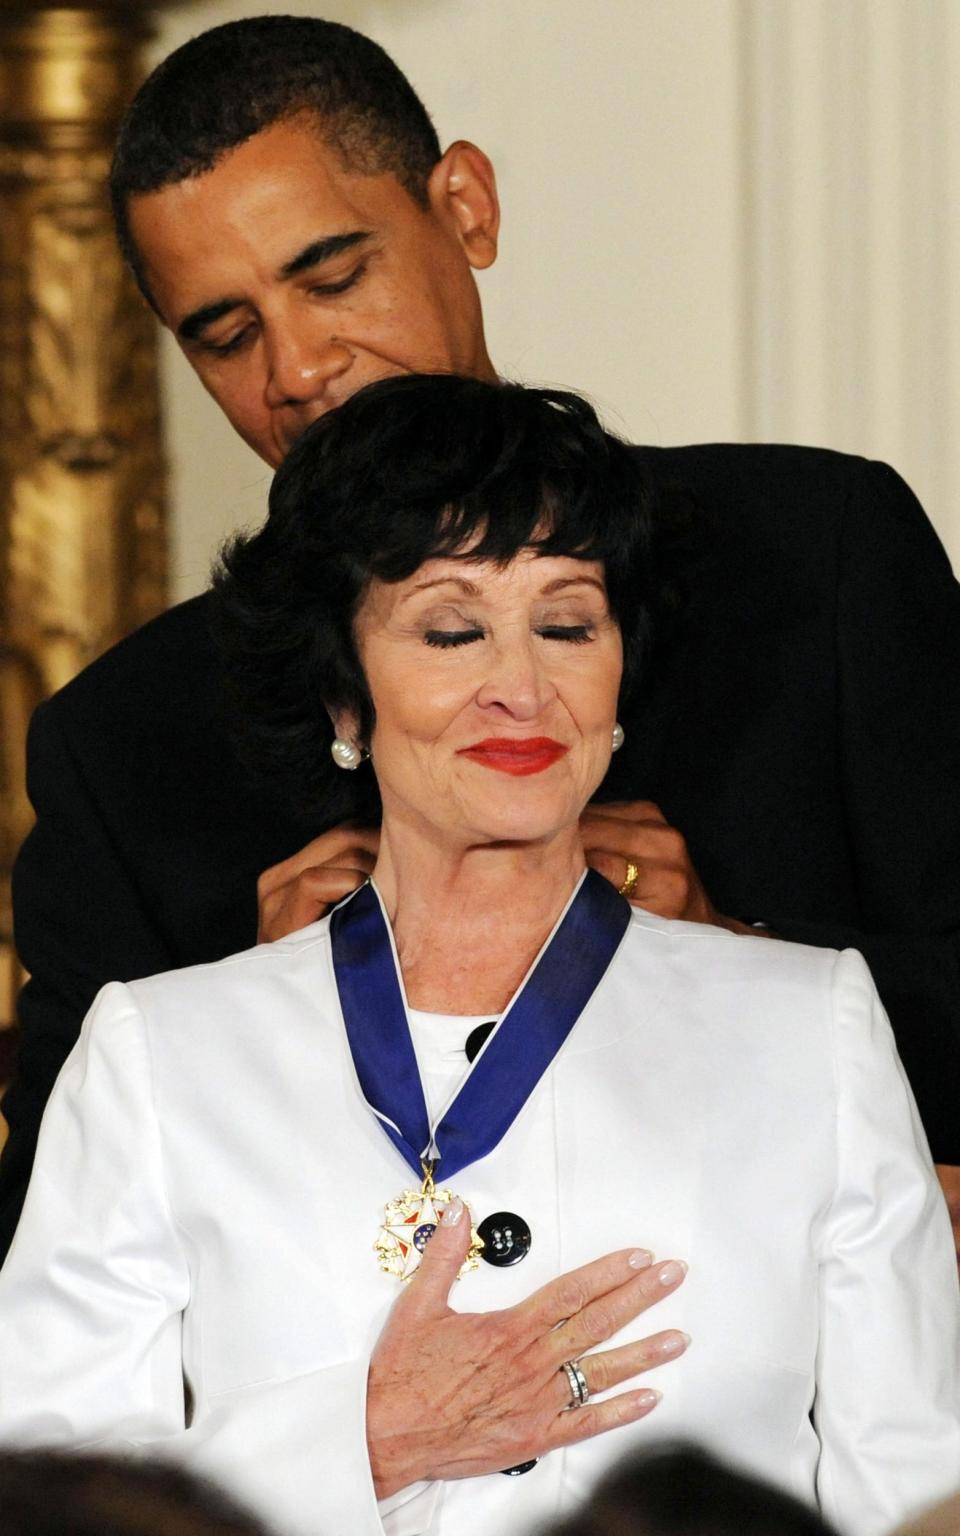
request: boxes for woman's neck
[373,822,586,1015]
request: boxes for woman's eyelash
[538,624,593,643]
[424,629,483,649]
[424,623,595,648]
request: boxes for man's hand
[366,1197,688,1498]
[935,1165,960,1271]
[257,823,380,942]
[582,800,761,935]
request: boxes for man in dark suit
[3,15,959,1261]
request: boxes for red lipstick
[457,737,569,776]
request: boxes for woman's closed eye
[424,622,596,649]
[424,627,484,649]
[537,624,593,643]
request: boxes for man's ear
[427,141,500,271]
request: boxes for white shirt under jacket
[0,902,957,1536]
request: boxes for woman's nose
[475,642,558,720]
[264,322,352,406]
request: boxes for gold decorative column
[0,1,183,1075]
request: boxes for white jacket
[0,907,956,1536]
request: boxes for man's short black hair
[110,14,441,304]
[212,372,694,824]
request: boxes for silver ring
[560,1358,590,1409]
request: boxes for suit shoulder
[636,439,878,478]
[39,594,217,727]
[635,440,910,516]
[631,441,939,582]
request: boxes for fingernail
[628,1249,654,1270]
[635,1388,661,1409]
[657,1260,687,1286]
[657,1331,691,1358]
[440,1197,464,1226]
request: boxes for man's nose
[475,641,558,720]
[263,322,352,407]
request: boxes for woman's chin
[386,777,589,855]
[454,798,583,852]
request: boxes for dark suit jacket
[3,442,959,1260]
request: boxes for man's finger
[584,800,668,826]
[257,823,380,896]
[585,850,691,913]
[583,820,687,863]
[934,1164,960,1270]
[401,1198,475,1315]
[258,865,370,942]
[585,850,654,895]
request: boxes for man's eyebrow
[279,230,372,279]
[177,232,373,342]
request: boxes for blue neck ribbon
[330,869,631,1182]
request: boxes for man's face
[128,117,498,468]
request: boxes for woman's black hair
[212,372,694,823]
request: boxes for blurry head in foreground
[0,1450,273,1536]
[547,1443,841,1536]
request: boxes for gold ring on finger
[560,1358,590,1409]
[618,859,640,900]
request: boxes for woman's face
[339,551,623,852]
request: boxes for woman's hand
[366,1198,688,1497]
[256,822,380,942]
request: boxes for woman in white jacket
[0,376,956,1536]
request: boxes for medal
[331,870,630,1281]
[375,1162,484,1282]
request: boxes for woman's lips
[456,737,570,776]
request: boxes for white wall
[152,0,960,598]
[741,0,960,570]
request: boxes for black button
[465,1021,496,1063]
[500,1459,539,1477]
[477,1212,531,1267]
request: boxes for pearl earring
[611,723,625,752]
[331,737,364,771]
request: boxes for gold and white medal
[375,1164,484,1281]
